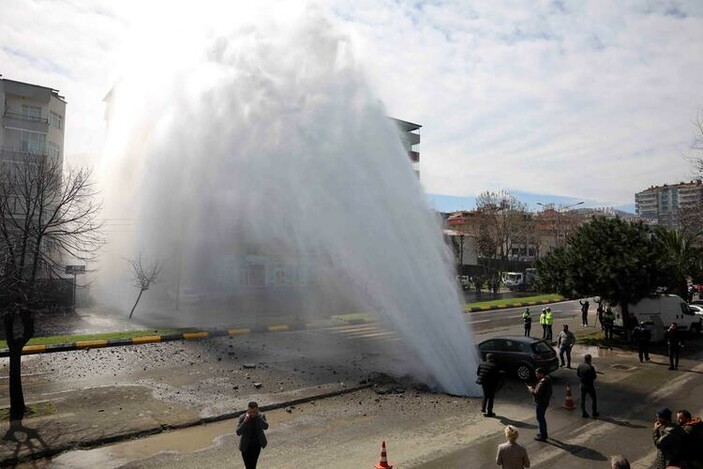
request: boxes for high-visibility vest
[539,313,547,325]
[545,311,554,325]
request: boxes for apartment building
[635,180,703,228]
[1,77,66,165]
[391,118,421,177]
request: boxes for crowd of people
[492,301,701,469]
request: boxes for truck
[502,268,538,291]
[611,294,702,340]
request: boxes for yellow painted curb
[183,332,209,340]
[131,335,162,344]
[76,339,108,349]
[22,344,47,354]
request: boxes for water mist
[98,11,480,396]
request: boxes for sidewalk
[0,380,371,465]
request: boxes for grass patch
[466,294,564,311]
[0,329,186,349]
[0,401,57,420]
[576,331,606,346]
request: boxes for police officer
[545,307,554,341]
[539,308,548,339]
[632,321,652,362]
[522,308,532,337]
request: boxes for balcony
[408,151,420,163]
[0,148,48,163]
[2,110,49,133]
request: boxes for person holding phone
[236,401,269,469]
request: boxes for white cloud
[2,0,702,206]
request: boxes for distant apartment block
[1,77,66,165]
[391,118,421,177]
[635,180,703,228]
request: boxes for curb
[0,322,339,358]
[0,383,373,466]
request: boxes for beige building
[1,77,66,165]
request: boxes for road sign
[65,265,86,275]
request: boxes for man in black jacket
[477,353,502,417]
[665,322,683,370]
[236,401,269,469]
[576,354,599,418]
[527,368,552,441]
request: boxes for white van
[612,294,702,339]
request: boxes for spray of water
[98,10,480,396]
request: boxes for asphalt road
[13,299,703,468]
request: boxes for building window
[19,130,46,154]
[274,270,286,286]
[50,111,63,130]
[47,142,61,159]
[21,104,42,121]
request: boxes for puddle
[47,419,233,468]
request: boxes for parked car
[689,304,703,317]
[612,294,702,336]
[477,335,559,381]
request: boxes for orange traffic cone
[563,384,575,410]
[375,441,394,469]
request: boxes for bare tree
[127,254,162,319]
[681,109,703,239]
[475,190,529,260]
[0,154,102,421]
[688,109,703,175]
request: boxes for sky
[2,0,702,213]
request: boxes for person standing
[477,353,501,417]
[603,307,615,340]
[522,308,532,337]
[653,407,685,469]
[236,401,269,469]
[632,321,652,362]
[676,409,703,469]
[545,307,554,342]
[576,354,599,418]
[579,299,590,327]
[557,324,576,368]
[597,302,605,330]
[539,309,548,339]
[527,368,552,442]
[665,322,683,370]
[496,425,531,469]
